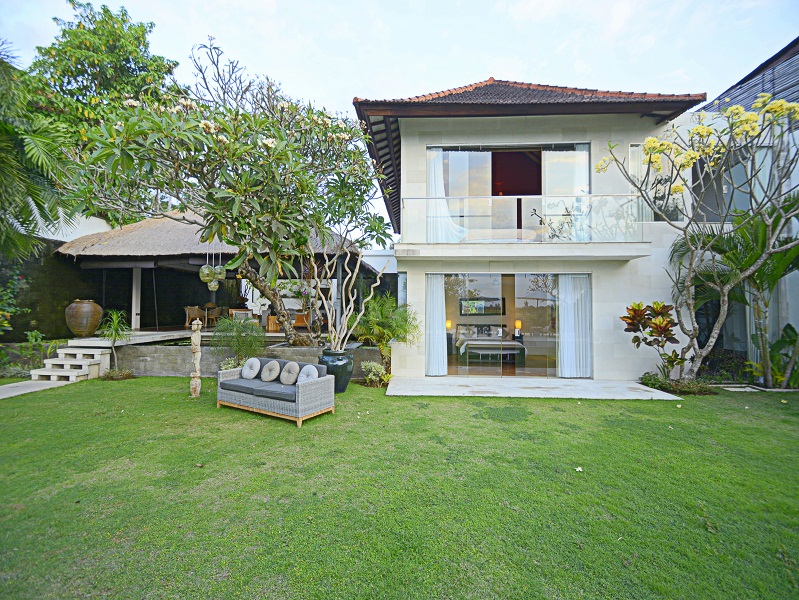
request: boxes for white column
[131,267,142,330]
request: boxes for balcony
[400,195,646,244]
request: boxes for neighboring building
[700,35,799,361]
[355,78,705,380]
[701,35,799,112]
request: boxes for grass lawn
[0,377,28,386]
[1,378,798,599]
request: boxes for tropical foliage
[620,301,685,379]
[96,308,131,370]
[670,200,799,387]
[352,293,420,370]
[598,94,799,379]
[210,316,265,363]
[0,41,72,259]
[63,43,390,346]
[28,1,177,140]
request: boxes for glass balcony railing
[400,195,645,244]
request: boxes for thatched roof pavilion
[57,211,357,272]
[56,213,374,330]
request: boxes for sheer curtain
[425,273,447,376]
[557,274,592,378]
[427,148,466,243]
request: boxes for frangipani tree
[596,94,799,380]
[63,43,390,346]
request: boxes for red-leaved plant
[620,301,684,379]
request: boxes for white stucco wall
[392,113,689,381]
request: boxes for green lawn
[1,378,798,599]
[0,377,27,386]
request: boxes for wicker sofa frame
[217,358,335,427]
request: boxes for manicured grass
[1,378,798,598]
[0,377,27,386]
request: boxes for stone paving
[0,379,72,400]
[387,376,681,400]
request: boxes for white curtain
[427,148,466,243]
[557,274,592,378]
[425,273,447,376]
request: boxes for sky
[2,0,799,120]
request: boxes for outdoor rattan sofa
[217,358,334,427]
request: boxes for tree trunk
[238,262,321,347]
[753,299,773,388]
[780,337,799,389]
[683,291,732,380]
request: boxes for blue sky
[2,0,798,119]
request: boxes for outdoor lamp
[207,279,219,292]
[446,319,452,330]
[213,265,226,280]
[199,264,215,283]
[514,319,522,330]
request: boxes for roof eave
[354,99,705,119]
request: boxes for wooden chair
[293,311,311,330]
[206,307,223,327]
[184,306,205,328]
[229,308,254,321]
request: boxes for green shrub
[211,317,266,363]
[219,356,246,371]
[100,368,135,381]
[640,372,718,395]
[361,361,391,388]
[352,294,420,372]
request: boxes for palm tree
[671,198,799,387]
[97,309,132,370]
[0,40,72,259]
[351,294,420,371]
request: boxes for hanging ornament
[207,279,219,291]
[199,240,214,282]
[199,264,215,283]
[216,240,226,280]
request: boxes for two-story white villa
[354,79,705,381]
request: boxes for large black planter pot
[319,348,354,393]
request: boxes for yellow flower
[670,184,685,194]
[752,93,772,110]
[675,150,700,171]
[689,125,713,139]
[644,153,663,172]
[594,157,612,173]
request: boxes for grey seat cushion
[252,381,297,402]
[220,379,270,394]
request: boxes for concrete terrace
[387,376,681,400]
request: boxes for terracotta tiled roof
[355,77,705,106]
[354,78,706,233]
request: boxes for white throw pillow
[297,364,319,384]
[241,357,261,380]
[280,361,300,385]
[261,360,280,382]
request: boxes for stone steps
[30,368,90,382]
[29,347,111,384]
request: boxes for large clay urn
[65,299,103,337]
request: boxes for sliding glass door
[427,272,591,378]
